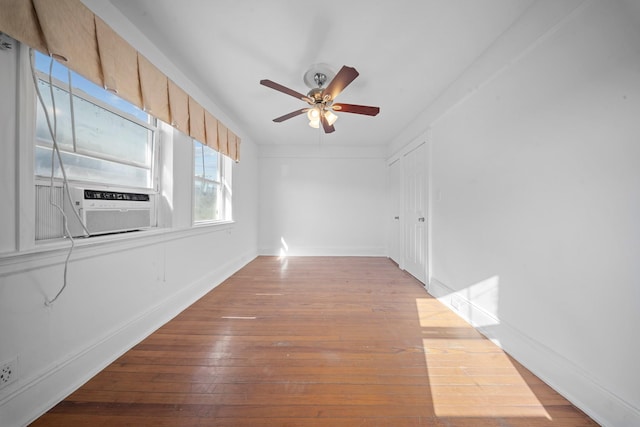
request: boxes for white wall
[0,25,258,427]
[258,144,387,256]
[423,1,640,425]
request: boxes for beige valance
[95,16,142,108]
[32,0,103,85]
[0,0,47,54]
[218,121,229,157]
[168,80,189,132]
[204,110,220,152]
[138,53,170,125]
[0,0,240,161]
[188,96,206,144]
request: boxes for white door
[388,159,401,265]
[403,142,427,283]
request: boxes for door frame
[387,130,431,286]
[387,157,403,267]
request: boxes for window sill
[0,221,235,273]
[193,219,235,229]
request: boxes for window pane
[73,95,151,166]
[35,51,148,122]
[193,141,224,222]
[71,67,148,122]
[36,80,151,167]
[194,142,219,180]
[36,80,74,150]
[35,146,151,188]
[194,178,221,222]
[35,53,69,84]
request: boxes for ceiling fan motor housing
[303,63,336,89]
[314,72,327,87]
[307,87,331,105]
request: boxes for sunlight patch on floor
[416,297,551,419]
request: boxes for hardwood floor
[31,256,598,426]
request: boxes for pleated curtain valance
[0,0,240,161]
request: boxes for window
[33,51,156,189]
[24,49,232,243]
[32,50,158,241]
[193,140,232,223]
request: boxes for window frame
[30,49,161,243]
[33,52,158,192]
[9,42,234,253]
[192,139,233,225]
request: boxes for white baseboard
[258,246,387,257]
[428,278,639,427]
[1,250,257,427]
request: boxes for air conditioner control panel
[82,190,150,202]
[75,190,151,210]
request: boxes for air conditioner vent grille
[85,209,151,235]
[36,185,64,240]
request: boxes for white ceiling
[108,0,536,146]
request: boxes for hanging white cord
[29,50,89,305]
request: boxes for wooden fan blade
[323,66,359,101]
[273,108,308,123]
[260,79,312,103]
[320,113,335,133]
[332,103,380,116]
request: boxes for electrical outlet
[0,357,17,389]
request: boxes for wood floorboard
[30,256,599,426]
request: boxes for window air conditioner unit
[63,187,154,237]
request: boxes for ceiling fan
[260,65,380,133]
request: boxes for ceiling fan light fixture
[324,110,338,126]
[309,118,320,128]
[307,106,321,121]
